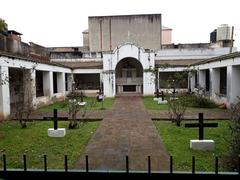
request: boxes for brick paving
[75,96,169,171]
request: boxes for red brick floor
[75,96,169,171]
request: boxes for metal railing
[0,154,239,179]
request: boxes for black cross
[185,113,218,140]
[43,109,68,129]
[154,89,165,101]
[80,91,84,102]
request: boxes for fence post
[192,156,195,174]
[23,154,27,171]
[148,156,151,174]
[170,156,173,174]
[126,156,129,173]
[215,156,218,174]
[86,155,89,173]
[44,155,47,172]
[65,155,68,172]
[238,155,240,175]
[3,154,6,171]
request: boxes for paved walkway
[75,96,169,171]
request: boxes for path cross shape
[185,113,218,140]
[43,109,68,129]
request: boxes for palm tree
[0,18,8,32]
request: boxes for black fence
[0,154,239,179]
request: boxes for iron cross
[185,113,218,140]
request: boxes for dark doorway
[74,74,100,90]
[36,70,44,97]
[123,85,136,92]
[220,67,227,95]
[53,72,58,93]
[205,69,210,92]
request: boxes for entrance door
[123,85,136,92]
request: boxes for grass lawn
[142,96,169,110]
[37,97,115,112]
[142,96,228,114]
[154,120,231,172]
[0,121,100,169]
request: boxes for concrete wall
[155,47,235,60]
[88,14,161,52]
[0,55,72,120]
[192,56,240,107]
[162,29,172,44]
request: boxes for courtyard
[0,95,234,172]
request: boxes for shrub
[185,95,217,108]
[226,98,240,171]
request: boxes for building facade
[0,14,239,120]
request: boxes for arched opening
[115,57,143,94]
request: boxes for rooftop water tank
[216,24,231,41]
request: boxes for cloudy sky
[1,0,239,49]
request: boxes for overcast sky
[1,0,240,49]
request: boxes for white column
[23,69,37,109]
[43,71,53,97]
[0,66,10,120]
[143,71,155,95]
[199,70,206,89]
[57,72,65,93]
[67,73,73,92]
[103,71,115,97]
[190,73,195,91]
[210,68,220,99]
[229,65,240,104]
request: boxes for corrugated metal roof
[193,51,240,65]
[56,61,103,69]
[0,51,69,68]
[155,59,203,67]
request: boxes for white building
[0,14,239,120]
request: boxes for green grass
[142,96,225,113]
[154,120,231,172]
[37,97,115,112]
[142,96,169,110]
[0,121,100,169]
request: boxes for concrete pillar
[57,72,65,93]
[0,66,10,120]
[229,65,240,104]
[43,71,53,97]
[199,70,206,89]
[190,73,195,91]
[103,71,115,97]
[23,69,37,109]
[67,73,74,92]
[210,68,220,99]
[143,72,155,95]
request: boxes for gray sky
[1,0,240,49]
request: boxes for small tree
[0,18,8,32]
[12,66,36,128]
[227,97,240,171]
[167,96,188,126]
[67,91,86,129]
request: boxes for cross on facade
[43,109,68,129]
[185,113,218,140]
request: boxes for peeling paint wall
[89,14,161,52]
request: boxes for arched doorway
[115,57,143,94]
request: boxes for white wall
[103,43,155,97]
[0,66,10,120]
[229,65,240,104]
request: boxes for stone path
[75,96,169,171]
